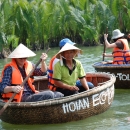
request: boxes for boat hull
[0,73,116,124]
[93,62,130,89]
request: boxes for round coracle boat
[0,72,116,124]
[93,61,130,89]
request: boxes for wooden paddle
[0,48,50,115]
[102,27,108,61]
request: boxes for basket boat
[93,62,130,89]
[0,72,116,124]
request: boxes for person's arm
[103,34,119,58]
[80,78,89,90]
[40,53,48,72]
[104,34,117,48]
[77,60,89,90]
[32,53,48,76]
[4,86,22,93]
[0,67,22,94]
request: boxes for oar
[0,48,50,115]
[102,27,108,61]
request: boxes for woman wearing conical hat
[103,29,130,64]
[53,43,93,96]
[0,43,63,102]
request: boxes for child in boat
[103,29,130,64]
[48,38,94,94]
[0,43,63,102]
[52,43,94,96]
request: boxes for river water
[0,45,130,130]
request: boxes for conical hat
[55,43,82,59]
[8,43,36,58]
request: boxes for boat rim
[0,72,116,107]
[93,62,130,69]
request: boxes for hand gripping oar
[102,27,108,61]
[0,48,50,115]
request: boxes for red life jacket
[0,59,37,102]
[112,39,130,64]
[48,56,56,91]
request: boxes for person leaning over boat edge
[52,43,93,97]
[0,43,63,102]
[48,38,94,92]
[103,29,130,64]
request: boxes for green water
[0,45,130,130]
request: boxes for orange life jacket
[48,55,56,91]
[0,59,37,102]
[112,39,130,64]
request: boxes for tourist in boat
[52,43,93,96]
[0,43,63,102]
[48,38,76,91]
[48,38,94,92]
[103,29,130,64]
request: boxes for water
[0,45,130,130]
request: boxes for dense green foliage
[0,0,130,51]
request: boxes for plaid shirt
[0,64,47,95]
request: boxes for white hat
[8,43,36,58]
[55,43,82,59]
[111,29,124,39]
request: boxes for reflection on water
[0,45,130,130]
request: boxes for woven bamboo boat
[93,62,130,89]
[0,72,116,124]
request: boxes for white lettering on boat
[103,72,130,81]
[62,98,89,113]
[93,85,114,106]
[62,86,114,113]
